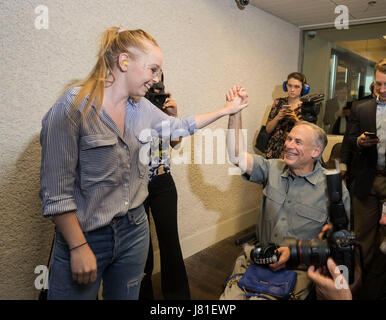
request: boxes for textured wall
[0,0,299,299]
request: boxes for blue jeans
[48,206,149,300]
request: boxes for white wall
[0,0,300,299]
[302,34,332,128]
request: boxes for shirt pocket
[291,203,327,238]
[134,130,152,179]
[79,135,119,189]
[262,186,286,221]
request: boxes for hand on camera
[162,92,178,117]
[307,258,352,300]
[318,223,333,240]
[269,247,290,272]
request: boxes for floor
[151,226,255,300]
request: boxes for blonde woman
[40,27,248,300]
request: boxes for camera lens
[298,239,330,266]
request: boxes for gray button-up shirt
[40,87,196,232]
[243,155,350,244]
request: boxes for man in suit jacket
[344,59,386,277]
[340,82,375,194]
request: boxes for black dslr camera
[250,170,358,284]
[300,93,324,124]
[145,74,170,109]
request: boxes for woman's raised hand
[225,85,248,115]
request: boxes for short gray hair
[294,121,327,159]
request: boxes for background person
[139,78,190,300]
[343,58,386,279]
[323,82,350,135]
[265,72,309,159]
[40,26,248,300]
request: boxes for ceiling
[335,39,386,62]
[249,0,386,29]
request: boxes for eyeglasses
[143,63,162,79]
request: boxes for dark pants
[139,173,191,300]
[353,175,386,275]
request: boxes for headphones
[282,73,310,96]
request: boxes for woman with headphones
[264,72,310,159]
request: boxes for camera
[300,93,324,124]
[250,170,358,284]
[250,243,280,265]
[145,74,170,109]
[236,0,249,8]
[284,229,356,284]
[239,0,249,6]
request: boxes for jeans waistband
[111,204,145,224]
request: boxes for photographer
[307,258,352,300]
[139,76,190,300]
[323,82,350,135]
[344,59,386,279]
[223,87,350,299]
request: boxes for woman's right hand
[70,244,97,284]
[224,86,248,115]
[275,106,292,121]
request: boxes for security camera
[236,0,249,8]
[307,31,316,39]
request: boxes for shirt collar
[281,160,324,186]
[376,96,386,107]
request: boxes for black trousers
[139,173,191,300]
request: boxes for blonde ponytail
[69,27,158,119]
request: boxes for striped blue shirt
[40,87,196,232]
